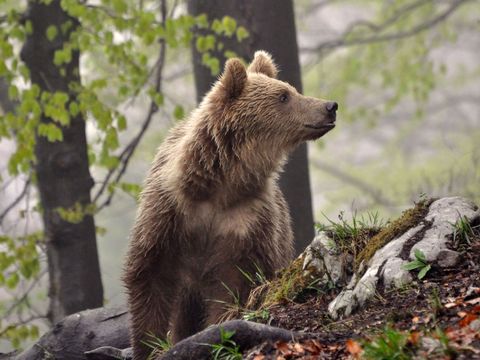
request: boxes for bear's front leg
[202,260,263,326]
[124,250,179,360]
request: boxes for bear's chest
[182,200,261,242]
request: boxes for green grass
[210,328,242,360]
[315,210,385,269]
[362,328,414,360]
[452,214,477,250]
[142,331,173,359]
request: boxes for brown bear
[123,51,337,359]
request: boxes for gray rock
[381,257,412,288]
[327,197,478,320]
[420,337,442,354]
[328,225,423,319]
[437,249,461,268]
[469,319,480,332]
[302,232,348,287]
[411,197,479,262]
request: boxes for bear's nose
[326,102,338,113]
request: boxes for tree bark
[187,0,315,254]
[2,307,129,360]
[159,320,300,360]
[20,0,103,323]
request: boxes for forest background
[0,0,478,353]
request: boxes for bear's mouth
[304,113,336,130]
[304,123,335,130]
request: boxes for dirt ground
[244,229,480,359]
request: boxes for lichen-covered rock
[328,197,479,319]
[410,197,478,262]
[302,232,350,287]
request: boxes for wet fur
[123,51,335,359]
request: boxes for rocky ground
[243,202,480,359]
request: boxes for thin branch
[311,158,395,208]
[302,0,470,54]
[0,177,31,226]
[93,0,168,211]
[2,269,47,320]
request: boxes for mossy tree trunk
[21,0,103,323]
[187,0,315,255]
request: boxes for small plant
[315,210,384,260]
[237,263,267,287]
[403,249,431,280]
[362,328,414,360]
[210,328,242,360]
[428,287,443,320]
[142,332,173,359]
[452,215,475,249]
[242,308,270,322]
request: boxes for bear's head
[205,51,337,152]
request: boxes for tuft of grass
[242,308,270,322]
[428,287,443,320]
[142,332,173,359]
[209,328,242,360]
[236,263,267,287]
[452,214,476,250]
[403,249,431,280]
[355,198,433,270]
[212,282,243,323]
[316,210,384,262]
[362,328,415,360]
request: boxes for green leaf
[403,260,424,271]
[236,26,249,42]
[418,264,431,279]
[196,14,209,29]
[6,272,19,289]
[8,85,18,100]
[38,123,63,142]
[69,101,80,117]
[46,25,58,41]
[222,16,237,36]
[173,105,184,120]
[117,115,127,131]
[414,249,426,262]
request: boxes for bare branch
[0,177,31,226]
[2,269,47,320]
[302,0,471,55]
[311,159,395,208]
[93,0,168,212]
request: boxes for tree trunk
[20,0,103,323]
[188,0,315,254]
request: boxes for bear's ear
[220,58,247,100]
[247,51,278,78]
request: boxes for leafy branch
[93,0,168,212]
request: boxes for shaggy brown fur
[123,51,337,359]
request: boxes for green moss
[245,257,308,309]
[244,198,434,311]
[354,198,434,270]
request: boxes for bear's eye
[279,92,289,104]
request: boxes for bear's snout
[325,101,338,114]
